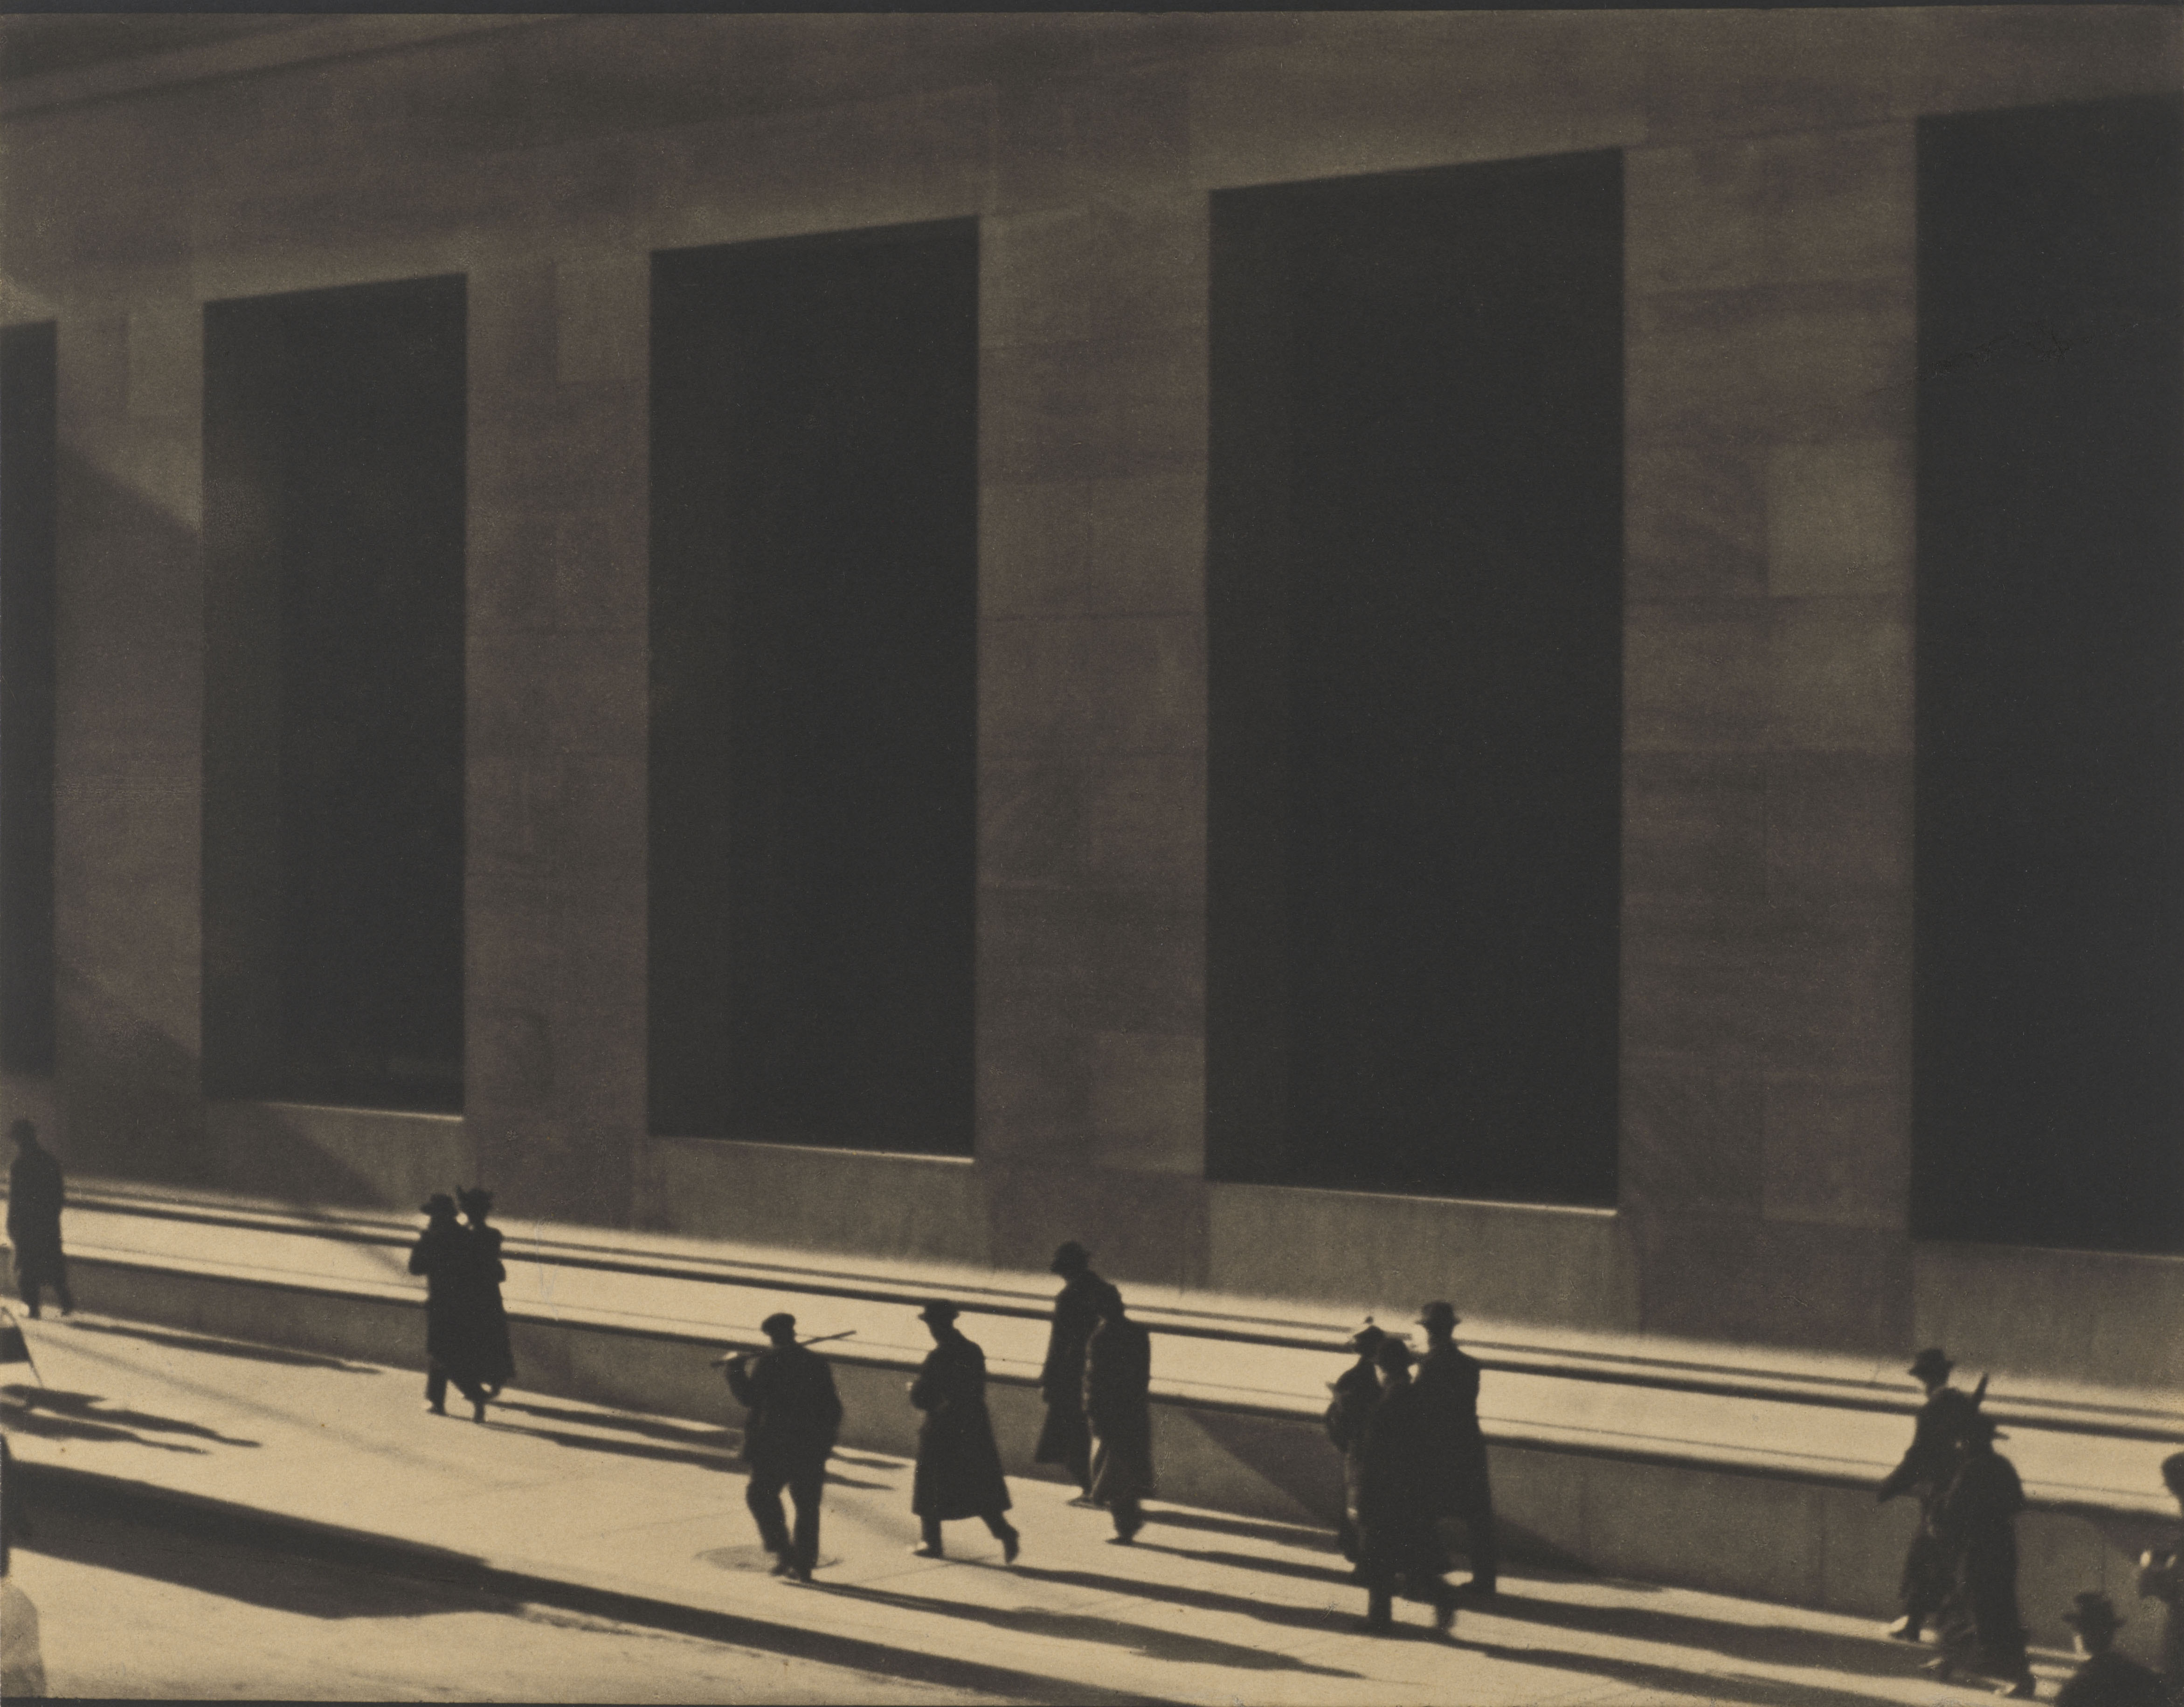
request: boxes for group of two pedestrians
[407,1188,514,1421]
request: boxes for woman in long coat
[1355,1338,1456,1635]
[408,1194,490,1419]
[907,1300,1020,1561]
[1083,1285,1155,1543]
[456,1187,517,1398]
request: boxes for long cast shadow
[1132,1541,1356,1588]
[1008,1560,1365,1642]
[60,1320,380,1373]
[1139,1507,1343,1552]
[489,1399,740,1450]
[8,1387,260,1447]
[1455,1635,1917,1707]
[1469,1587,1917,1680]
[477,1420,890,1488]
[0,1403,208,1453]
[816,1578,1363,1678]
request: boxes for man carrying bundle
[724,1312,844,1583]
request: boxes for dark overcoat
[726,1342,843,1472]
[910,1331,1012,1520]
[1878,1386,1979,1612]
[1414,1341,1492,1518]
[458,1223,517,1389]
[1084,1315,1155,1504]
[1034,1269,1106,1467]
[1934,1446,2030,1673]
[1325,1358,1382,1559]
[1355,1381,1450,1588]
[6,1148,65,1283]
[408,1218,472,1373]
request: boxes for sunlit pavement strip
[3,1313,2079,1706]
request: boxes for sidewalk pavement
[1,1309,2087,1706]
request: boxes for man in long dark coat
[2057,1592,2168,1707]
[7,1121,70,1319]
[456,1188,516,1398]
[1035,1241,1106,1505]
[1324,1321,1387,1568]
[408,1194,491,1419]
[724,1311,843,1582]
[1355,1337,1457,1636]
[1878,1346,1981,1642]
[1084,1285,1154,1545]
[907,1300,1019,1562]
[2136,1452,2184,1707]
[1924,1410,2036,1699]
[1414,1300,1497,1597]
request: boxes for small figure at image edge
[907,1300,1020,1563]
[724,1312,844,1583]
[2055,1590,2166,1707]
[7,1121,72,1321]
[2136,1452,2184,1707]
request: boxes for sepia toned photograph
[0,5,2178,1701]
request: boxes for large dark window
[649,221,978,1153]
[1,323,57,1076]
[203,277,466,1113]
[1209,153,1624,1203]
[1915,95,2184,1254]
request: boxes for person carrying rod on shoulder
[723,1312,844,1583]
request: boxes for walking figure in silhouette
[907,1300,1019,1562]
[2136,1452,2184,1706]
[7,1122,71,1320]
[408,1194,491,1421]
[1924,1410,2035,1698]
[1035,1241,1106,1506]
[1324,1321,1388,1568]
[724,1312,843,1582]
[1414,1300,1497,1597]
[1355,1337,1457,1636]
[1879,1347,1982,1642]
[2057,1591,2166,1707]
[456,1188,516,1400]
[1083,1285,1154,1545]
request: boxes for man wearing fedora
[1925,1409,2037,1698]
[1034,1241,1106,1507]
[1880,1347,1984,1642]
[1355,1337,1458,1636]
[1325,1321,1389,1569]
[907,1300,1020,1562]
[2057,1591,2165,1707]
[725,1312,843,1581]
[1413,1300,1498,1598]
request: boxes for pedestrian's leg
[1358,1579,1394,1631]
[50,1258,71,1316]
[451,1372,489,1421]
[1070,1438,1093,1501]
[424,1364,449,1413]
[746,1468,794,1570]
[785,1466,823,1580]
[1464,1500,1499,1595]
[17,1265,38,1320]
[913,1518,945,1558]
[1109,1496,1142,1543]
[980,1510,1022,1563]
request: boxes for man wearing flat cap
[725,1312,843,1581]
[2056,1592,2166,1707]
[1925,1410,2036,1698]
[1879,1347,1983,1642]
[1412,1301,1498,1597]
[907,1300,1019,1562]
[1035,1241,1106,1506]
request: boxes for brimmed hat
[1417,1301,1459,1330]
[1907,1348,1954,1382]
[1051,1241,1092,1273]
[1345,1321,1389,1355]
[2161,1451,2184,1495]
[2063,1592,2124,1636]
[420,1192,457,1216]
[760,1312,797,1341]
[919,1299,961,1325]
[457,1186,494,1216]
[1954,1410,2005,1443]
[1375,1338,1415,1373]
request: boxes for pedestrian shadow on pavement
[1139,1508,1343,1552]
[476,1419,891,1487]
[816,1579,1364,1678]
[1009,1561,1365,1644]
[2,1387,257,1451]
[1452,1635,1914,1707]
[61,1320,380,1374]
[491,1399,740,1451]
[1467,1589,1916,1681]
[1132,1542,1355,1588]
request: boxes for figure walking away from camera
[724,1313,843,1582]
[1925,1410,2036,1698]
[456,1188,516,1400]
[1325,1322,1388,1569]
[1084,1285,1154,1545]
[7,1121,70,1320]
[2057,1591,2166,1707]
[1035,1242,1106,1506]
[409,1194,491,1420]
[1355,1337,1457,1636]
[2137,1453,2184,1705]
[1878,1347,1983,1643]
[1414,1301,1497,1597]
[908,1301,1019,1562]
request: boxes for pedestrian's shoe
[1994,1675,2037,1700]
[767,1553,793,1577]
[471,1398,488,1423]
[422,1401,447,1416]
[789,1567,813,1584]
[1921,1657,1956,1682]
[1887,1616,1922,1642]
[1433,1596,1457,1636]
[999,1526,1021,1565]
[1067,1495,1103,1510]
[909,1543,945,1559]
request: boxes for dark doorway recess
[1914,94,2184,1255]
[202,276,466,1114]
[1208,152,1624,1204]
[649,221,978,1154]
[1,323,58,1076]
